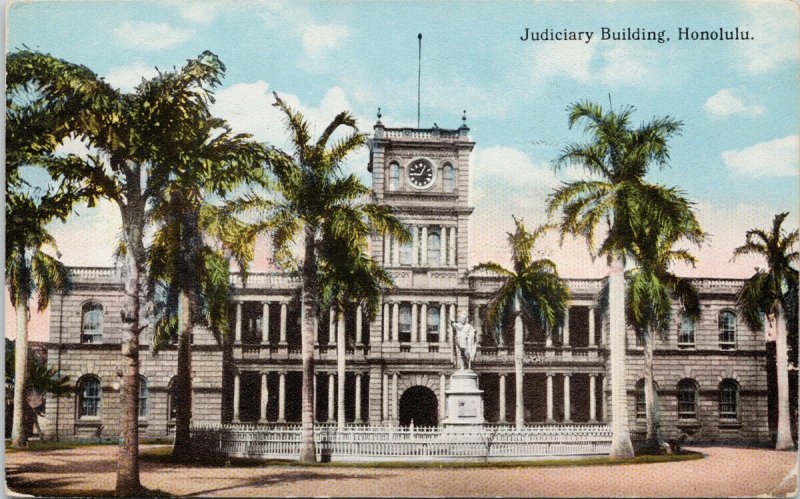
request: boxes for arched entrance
[399,386,438,427]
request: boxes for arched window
[677,379,699,420]
[388,162,400,191]
[427,306,440,342]
[168,376,178,420]
[427,232,441,266]
[678,314,695,347]
[81,302,103,343]
[635,379,646,419]
[443,164,456,192]
[78,375,101,418]
[139,377,148,418]
[718,310,737,349]
[719,379,739,420]
[398,304,412,343]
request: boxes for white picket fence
[190,423,612,462]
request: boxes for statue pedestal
[443,370,484,430]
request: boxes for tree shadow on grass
[183,469,390,497]
[6,476,174,498]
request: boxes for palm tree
[547,101,689,458]
[6,191,72,448]
[626,206,703,452]
[241,93,409,461]
[7,49,236,495]
[6,76,83,449]
[472,217,569,428]
[733,212,798,450]
[145,109,265,460]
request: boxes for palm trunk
[774,306,794,450]
[643,329,662,451]
[172,290,194,460]
[11,291,29,449]
[299,229,318,462]
[609,254,634,458]
[116,192,145,496]
[337,309,346,429]
[514,297,524,428]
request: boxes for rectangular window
[678,316,695,347]
[427,306,440,343]
[399,305,412,343]
[399,241,413,266]
[719,312,736,349]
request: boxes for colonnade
[496,372,602,423]
[381,300,458,343]
[233,300,289,344]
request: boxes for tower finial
[377,107,382,120]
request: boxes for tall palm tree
[626,206,703,451]
[547,101,689,458]
[733,212,798,450]
[6,190,72,448]
[240,93,409,461]
[145,109,265,460]
[7,49,235,495]
[472,218,569,428]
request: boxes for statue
[451,312,477,370]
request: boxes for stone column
[279,302,287,344]
[589,374,597,422]
[383,233,390,266]
[564,374,571,422]
[391,372,399,423]
[562,307,570,347]
[355,373,363,422]
[233,372,241,421]
[545,326,552,347]
[337,313,346,427]
[439,373,447,422]
[449,227,456,266]
[421,226,428,265]
[441,227,448,266]
[546,374,554,422]
[383,302,390,342]
[329,308,336,346]
[439,304,447,344]
[588,307,596,346]
[382,372,389,422]
[355,305,363,344]
[278,371,286,422]
[392,302,400,342]
[449,304,456,339]
[327,373,336,423]
[412,226,419,266]
[235,301,242,343]
[499,374,507,422]
[420,303,428,345]
[262,302,270,344]
[313,374,318,420]
[260,372,268,421]
[411,303,418,343]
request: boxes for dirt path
[5,445,797,497]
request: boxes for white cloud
[531,41,594,83]
[113,22,192,50]
[300,23,350,59]
[722,135,799,177]
[598,45,653,86]
[104,63,159,92]
[704,88,764,118]
[176,1,218,23]
[740,2,799,74]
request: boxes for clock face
[407,159,435,189]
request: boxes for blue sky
[6,0,800,282]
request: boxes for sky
[5,0,800,340]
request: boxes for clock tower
[368,112,475,275]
